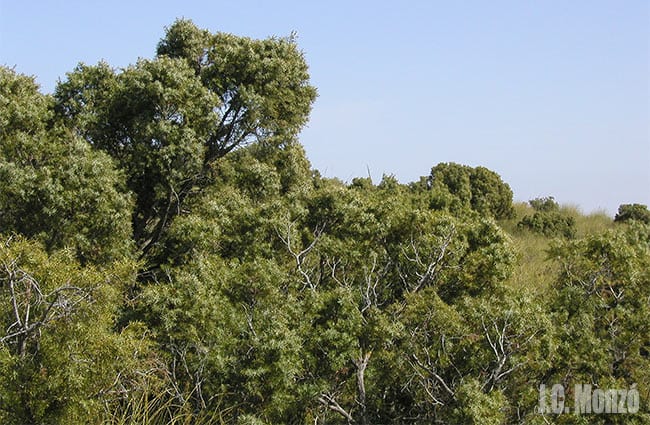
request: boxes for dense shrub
[614,203,650,225]
[517,197,577,238]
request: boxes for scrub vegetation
[0,20,648,424]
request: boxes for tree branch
[318,393,355,424]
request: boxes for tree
[614,203,650,225]
[137,255,308,423]
[0,66,133,263]
[517,211,576,238]
[131,142,316,421]
[517,197,576,238]
[529,196,560,213]
[272,176,517,423]
[8,17,650,425]
[393,283,553,424]
[54,19,317,259]
[423,163,514,219]
[469,166,516,219]
[546,223,650,424]
[0,236,150,424]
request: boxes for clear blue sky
[1,1,648,215]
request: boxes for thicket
[0,20,648,425]
[517,197,577,238]
[615,203,650,225]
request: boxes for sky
[1,1,648,215]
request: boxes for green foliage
[0,67,133,263]
[54,19,317,257]
[529,196,560,212]
[615,203,650,225]
[2,19,649,425]
[517,198,577,238]
[518,211,577,238]
[137,256,306,423]
[469,166,516,219]
[545,223,650,423]
[393,283,555,423]
[451,379,507,425]
[0,237,149,424]
[424,162,515,219]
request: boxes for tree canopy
[54,19,317,258]
[0,67,133,263]
[615,203,650,225]
[0,19,648,425]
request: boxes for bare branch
[1,261,93,357]
[353,351,372,425]
[410,353,455,397]
[404,224,456,293]
[318,393,355,424]
[276,218,325,290]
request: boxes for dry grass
[500,202,614,293]
[559,204,613,237]
[504,232,557,293]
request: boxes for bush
[518,211,576,238]
[425,163,515,219]
[528,196,559,212]
[614,203,650,225]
